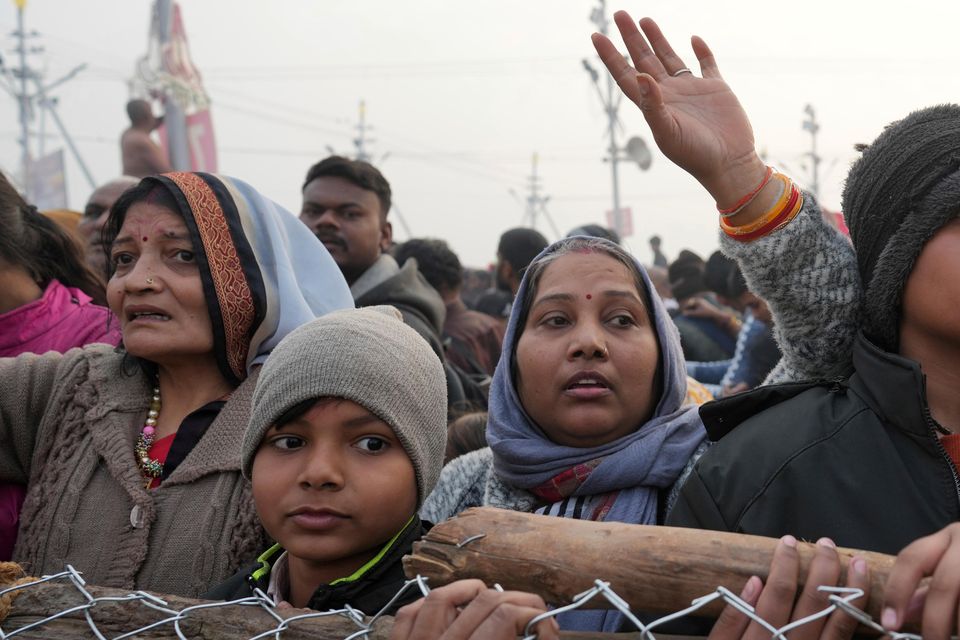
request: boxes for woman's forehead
[537,251,638,293]
[119,203,188,235]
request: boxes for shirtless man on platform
[120,99,172,178]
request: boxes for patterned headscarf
[143,172,354,385]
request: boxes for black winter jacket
[204,518,429,616]
[667,333,960,554]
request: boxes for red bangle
[718,166,774,216]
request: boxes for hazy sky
[0,1,958,267]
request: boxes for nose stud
[146,277,154,285]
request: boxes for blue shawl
[486,238,706,632]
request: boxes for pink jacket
[0,279,121,357]
[0,279,121,560]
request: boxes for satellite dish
[625,136,652,171]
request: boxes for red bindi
[586,294,592,300]
[142,236,148,242]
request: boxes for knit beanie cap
[842,104,960,352]
[241,306,448,507]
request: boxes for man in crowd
[474,227,547,320]
[394,238,504,377]
[668,249,737,362]
[120,99,171,178]
[298,156,446,357]
[649,234,668,267]
[76,176,139,279]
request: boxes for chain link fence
[0,562,937,640]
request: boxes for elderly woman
[0,172,353,597]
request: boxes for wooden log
[0,576,665,639]
[0,580,395,639]
[405,507,899,625]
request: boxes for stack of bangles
[719,169,804,242]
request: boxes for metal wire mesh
[0,564,940,639]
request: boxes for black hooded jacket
[667,333,960,554]
[205,518,429,615]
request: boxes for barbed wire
[0,564,948,640]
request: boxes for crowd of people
[1,9,960,639]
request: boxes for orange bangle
[724,184,804,242]
[720,173,791,235]
[718,165,774,216]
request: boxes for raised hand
[591,12,768,212]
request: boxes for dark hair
[726,264,749,299]
[667,249,707,302]
[302,156,392,217]
[100,180,182,279]
[393,238,462,294]
[0,173,107,305]
[703,251,738,298]
[497,227,548,274]
[444,411,489,464]
[126,99,152,124]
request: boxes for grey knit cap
[842,104,960,352]
[241,306,448,507]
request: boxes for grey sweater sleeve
[0,349,74,482]
[720,193,862,384]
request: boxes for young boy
[206,306,447,614]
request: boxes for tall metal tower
[514,153,560,238]
[353,100,374,162]
[3,0,95,193]
[802,104,821,200]
[583,0,623,222]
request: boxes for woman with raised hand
[0,172,353,597]
[423,12,864,635]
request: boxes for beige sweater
[0,345,267,597]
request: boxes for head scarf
[486,237,706,632]
[143,172,354,385]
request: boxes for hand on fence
[389,579,558,640]
[883,522,960,640]
[708,535,870,640]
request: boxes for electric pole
[514,153,560,238]
[328,100,412,237]
[802,104,821,200]
[155,0,190,170]
[354,100,373,162]
[584,0,623,223]
[14,0,30,191]
[4,0,95,193]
